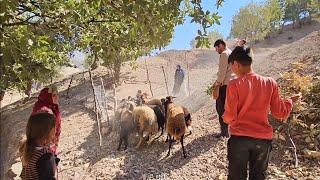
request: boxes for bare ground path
[1,23,320,180]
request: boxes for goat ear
[172,96,177,99]
[185,114,191,121]
[129,104,134,111]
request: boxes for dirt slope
[1,23,320,180]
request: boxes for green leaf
[197,30,202,36]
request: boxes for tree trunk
[279,22,285,34]
[91,51,99,70]
[297,18,302,28]
[24,80,32,99]
[0,90,5,102]
[308,14,312,25]
[113,59,121,85]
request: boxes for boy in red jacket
[224,46,299,180]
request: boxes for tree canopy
[230,0,319,42]
[0,0,225,93]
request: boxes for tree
[190,39,197,49]
[264,0,285,30]
[230,1,285,41]
[208,30,223,46]
[230,3,264,41]
[282,0,319,28]
[1,0,225,93]
[0,0,75,93]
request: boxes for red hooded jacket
[32,88,62,144]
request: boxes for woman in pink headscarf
[31,86,61,154]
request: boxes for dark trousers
[227,136,272,180]
[215,85,229,136]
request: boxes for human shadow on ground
[112,132,221,179]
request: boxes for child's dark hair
[228,46,253,66]
[214,39,226,47]
[19,112,56,164]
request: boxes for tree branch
[2,15,38,27]
[87,18,121,24]
[105,1,138,21]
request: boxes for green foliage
[230,0,319,42]
[278,63,320,142]
[0,0,224,91]
[208,29,224,46]
[264,0,285,29]
[205,84,213,96]
[230,3,265,41]
[190,39,196,49]
[282,0,319,27]
[1,24,70,92]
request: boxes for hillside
[1,22,320,179]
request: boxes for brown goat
[164,96,187,158]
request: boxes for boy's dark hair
[228,46,253,66]
[214,39,226,47]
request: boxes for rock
[285,170,294,177]
[10,161,22,180]
[65,150,71,154]
[133,169,140,174]
[218,173,226,180]
[84,163,90,169]
[308,143,315,149]
[305,137,312,143]
[216,161,226,169]
[303,149,320,160]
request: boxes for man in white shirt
[213,39,233,138]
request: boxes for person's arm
[270,80,293,120]
[223,82,238,124]
[36,153,56,180]
[175,69,179,78]
[215,53,228,85]
[181,69,185,79]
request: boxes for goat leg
[167,135,173,157]
[180,134,187,158]
[165,135,169,142]
[135,132,144,149]
[117,137,123,151]
[124,136,128,150]
[161,126,164,136]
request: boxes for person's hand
[290,94,301,103]
[212,81,220,87]
[54,137,59,146]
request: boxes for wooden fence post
[100,77,110,125]
[185,51,190,96]
[83,72,87,104]
[113,84,117,115]
[89,69,103,147]
[66,75,74,98]
[161,66,169,96]
[144,58,154,97]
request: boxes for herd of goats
[115,92,192,158]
